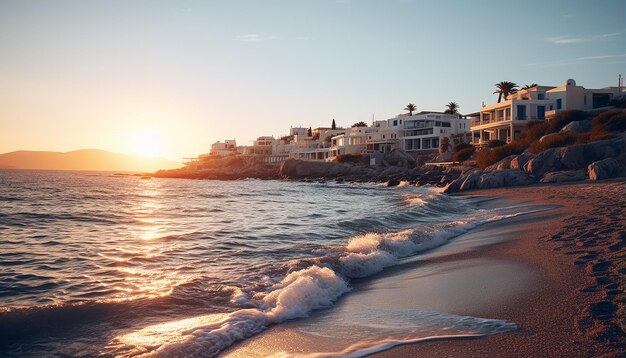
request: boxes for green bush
[453,142,473,152]
[336,154,362,163]
[453,147,475,162]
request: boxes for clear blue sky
[1,0,624,160]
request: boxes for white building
[289,127,345,161]
[387,111,470,153]
[209,139,237,156]
[472,79,624,144]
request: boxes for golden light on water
[114,313,231,354]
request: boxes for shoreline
[376,179,625,357]
[222,179,624,357]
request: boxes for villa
[472,79,623,145]
[387,111,471,153]
[209,139,237,156]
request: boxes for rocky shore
[153,134,626,190]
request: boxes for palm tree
[493,82,519,103]
[404,103,417,116]
[522,83,538,90]
[444,102,459,114]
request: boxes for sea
[0,170,539,357]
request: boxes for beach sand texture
[378,179,625,357]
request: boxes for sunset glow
[130,130,165,158]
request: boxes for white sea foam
[112,266,349,357]
[270,309,517,357]
[111,205,548,357]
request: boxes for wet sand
[376,179,625,358]
[223,180,624,357]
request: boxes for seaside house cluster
[472,79,623,146]
[187,78,623,165]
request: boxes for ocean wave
[108,205,547,357]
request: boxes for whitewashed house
[472,79,624,145]
[387,111,470,153]
[209,139,237,156]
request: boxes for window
[537,105,545,120]
[538,93,545,100]
[584,96,587,105]
[556,98,562,110]
[399,120,402,124]
[393,120,398,126]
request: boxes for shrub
[488,139,506,148]
[336,154,362,163]
[475,141,526,168]
[529,133,578,154]
[520,120,549,144]
[453,147,475,162]
[592,109,626,133]
[453,142,473,152]
[586,109,625,142]
[547,110,589,133]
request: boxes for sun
[130,130,164,157]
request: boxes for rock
[485,155,516,171]
[501,170,536,186]
[524,148,561,178]
[588,158,625,180]
[561,119,592,133]
[432,151,453,162]
[540,170,587,183]
[386,178,401,187]
[443,169,536,193]
[477,171,505,189]
[524,135,626,178]
[510,152,534,170]
[539,133,560,143]
[383,149,416,168]
[459,171,484,191]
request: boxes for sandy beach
[376,179,625,357]
[223,179,625,358]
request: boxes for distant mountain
[0,149,182,172]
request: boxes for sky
[0,0,624,161]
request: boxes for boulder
[432,151,453,163]
[386,178,401,187]
[524,148,561,178]
[588,158,626,180]
[539,133,560,143]
[458,171,484,191]
[540,170,587,183]
[383,149,416,168]
[510,152,534,170]
[485,155,516,171]
[524,135,626,178]
[477,171,505,189]
[561,120,592,133]
[443,169,536,193]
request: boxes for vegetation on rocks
[475,109,626,168]
[335,154,362,163]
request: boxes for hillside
[0,149,181,172]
